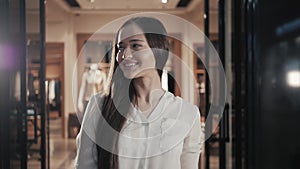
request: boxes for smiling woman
[116,26,159,79]
[75,17,203,169]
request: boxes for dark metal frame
[232,0,243,168]
[204,1,211,169]
[20,0,28,168]
[0,0,46,168]
[218,0,227,168]
[204,0,228,169]
[0,0,11,168]
[39,0,47,168]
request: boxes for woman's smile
[121,59,139,70]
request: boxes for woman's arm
[75,94,103,169]
[74,129,98,169]
[78,73,87,113]
[180,107,203,169]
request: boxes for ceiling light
[287,70,300,87]
[90,0,94,3]
[161,0,168,4]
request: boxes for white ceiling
[77,0,180,10]
[28,0,218,13]
[46,0,207,15]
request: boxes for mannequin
[78,63,106,115]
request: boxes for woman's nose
[122,47,132,59]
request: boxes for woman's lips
[122,60,139,70]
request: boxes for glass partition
[0,0,46,168]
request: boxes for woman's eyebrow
[129,39,144,43]
[118,39,144,46]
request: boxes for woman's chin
[123,72,137,79]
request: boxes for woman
[75,17,203,169]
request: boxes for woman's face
[116,24,156,79]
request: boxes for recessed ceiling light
[287,70,300,87]
[161,0,168,4]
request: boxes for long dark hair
[96,17,169,169]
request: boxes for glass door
[0,0,46,169]
[201,0,231,169]
[232,0,300,169]
[26,0,48,168]
[0,0,27,168]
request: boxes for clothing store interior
[0,0,299,169]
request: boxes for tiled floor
[28,117,77,169]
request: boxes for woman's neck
[133,75,161,98]
[132,72,165,114]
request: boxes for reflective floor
[49,118,76,169]
[28,117,77,169]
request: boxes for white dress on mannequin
[78,63,106,120]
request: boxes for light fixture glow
[287,70,300,87]
[161,0,168,4]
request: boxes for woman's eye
[131,44,142,49]
[118,46,125,52]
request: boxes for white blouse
[75,91,203,169]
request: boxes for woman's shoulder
[161,92,201,142]
[164,91,199,112]
[90,92,106,102]
[82,92,106,124]
[163,91,200,121]
[80,92,106,142]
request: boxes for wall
[46,0,77,137]
[46,64,61,79]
